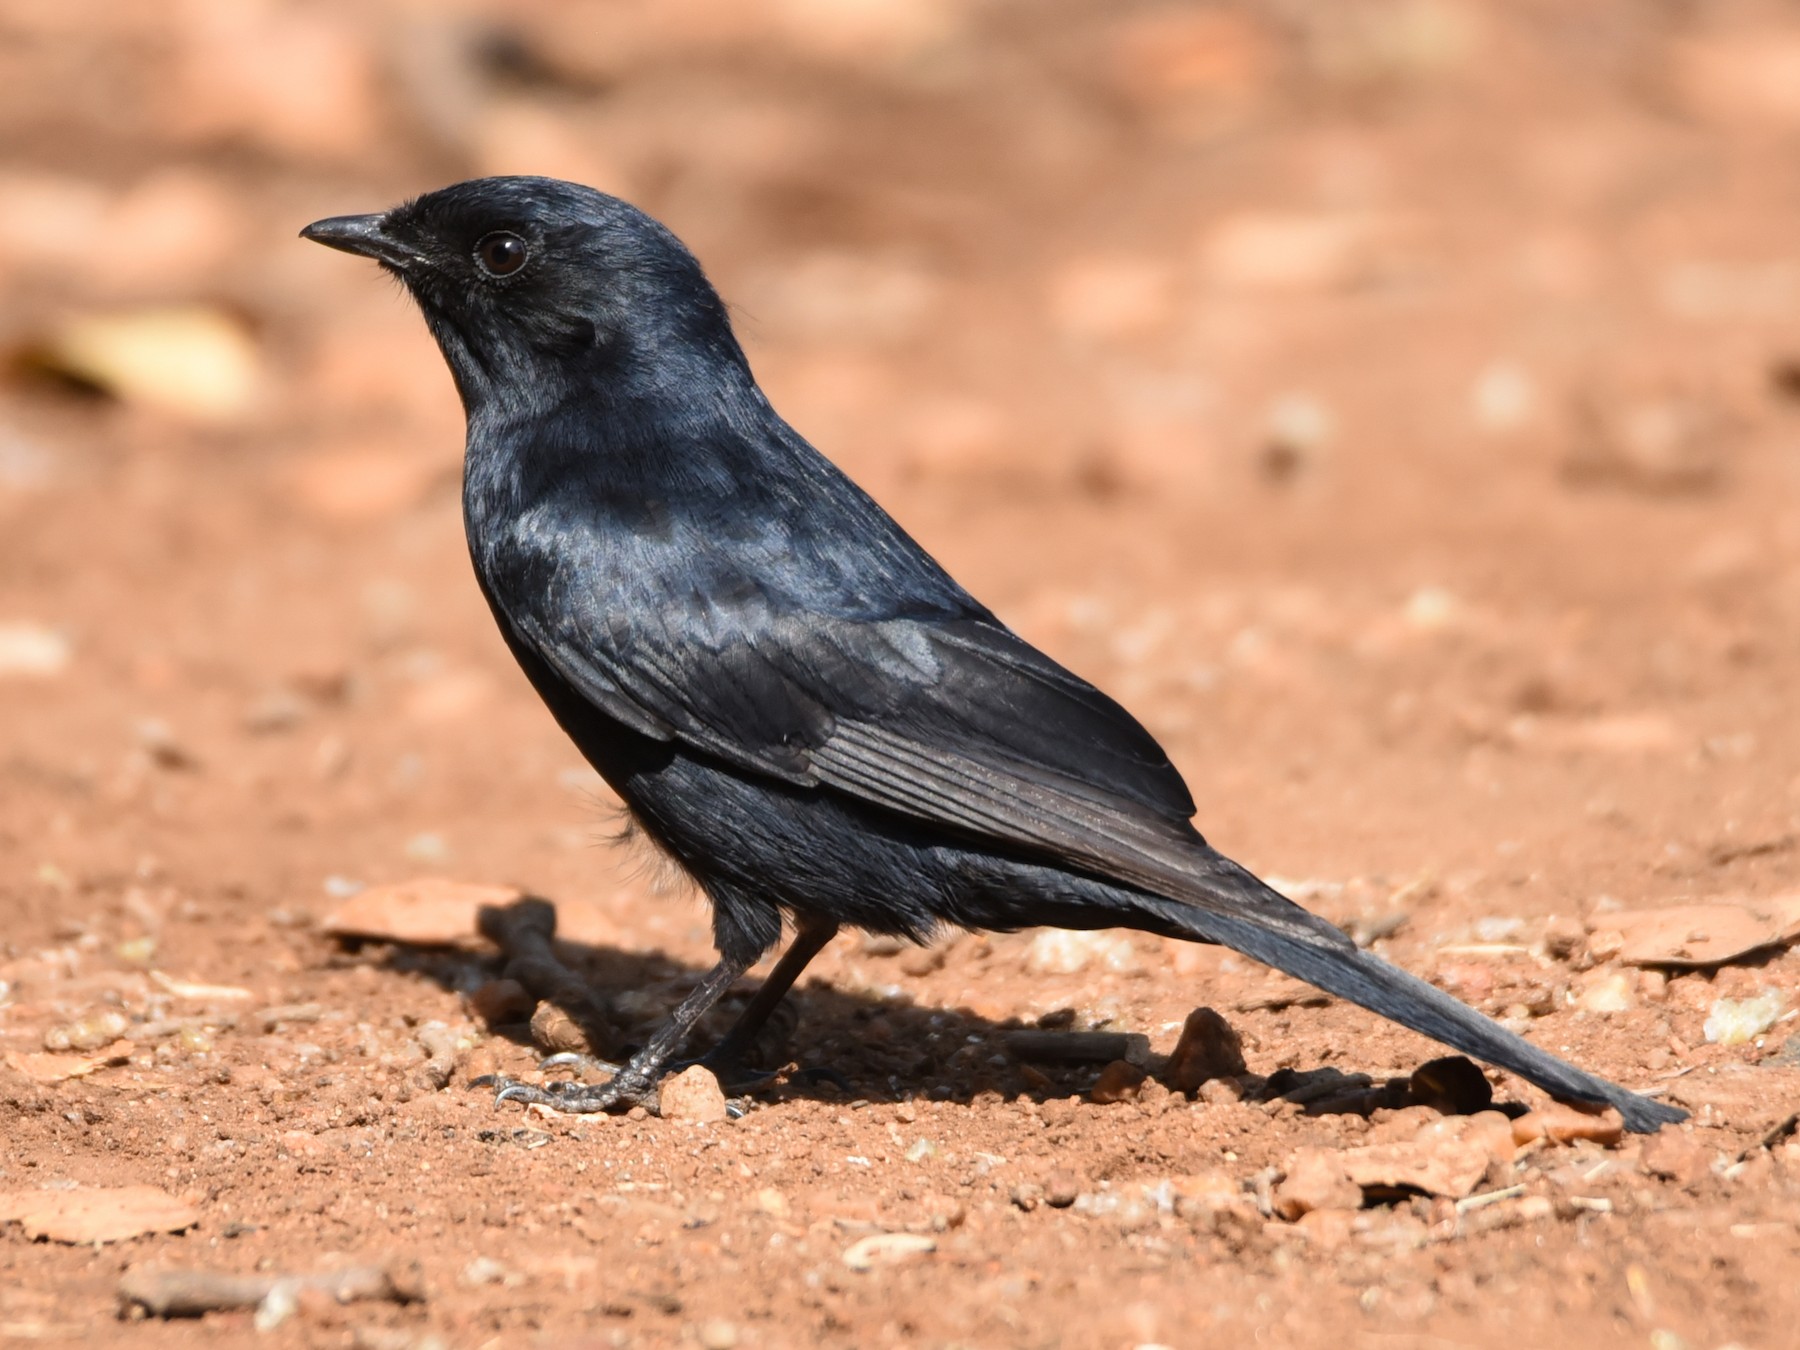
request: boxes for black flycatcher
[302,177,1681,1132]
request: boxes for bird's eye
[475,232,529,277]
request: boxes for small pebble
[1542,915,1586,960]
[1640,1130,1712,1188]
[1576,968,1637,1013]
[1164,1007,1247,1091]
[842,1233,935,1271]
[1089,1059,1147,1104]
[1011,1182,1045,1211]
[659,1065,727,1123]
[1704,990,1784,1045]
[1044,1171,1081,1208]
[44,1011,130,1052]
[1197,1077,1244,1106]
[460,1257,509,1287]
[1274,1148,1361,1220]
[0,621,71,677]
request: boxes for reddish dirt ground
[4,2,1800,1347]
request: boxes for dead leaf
[321,878,524,948]
[0,1186,199,1244]
[1593,896,1800,967]
[4,1041,133,1084]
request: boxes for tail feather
[1151,859,1685,1133]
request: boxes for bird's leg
[538,919,841,1093]
[691,917,838,1087]
[495,951,754,1114]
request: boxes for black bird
[302,177,1681,1132]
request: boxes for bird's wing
[510,589,1330,941]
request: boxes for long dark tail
[1144,855,1685,1133]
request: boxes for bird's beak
[300,213,416,269]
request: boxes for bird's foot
[536,1051,624,1080]
[529,1048,773,1096]
[491,1064,662,1115]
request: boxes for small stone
[698,1319,739,1350]
[1197,1077,1244,1106]
[1542,914,1586,961]
[1044,1171,1081,1208]
[254,1284,297,1332]
[921,1193,966,1230]
[1164,1007,1247,1091]
[1090,1059,1148,1104]
[1576,968,1638,1013]
[753,1187,789,1219]
[0,622,70,678]
[468,979,534,1026]
[842,1232,935,1272]
[1640,1131,1712,1188]
[44,1010,130,1052]
[1294,1206,1358,1249]
[460,1257,509,1287]
[1704,990,1785,1045]
[658,1065,727,1123]
[1010,1182,1044,1211]
[1169,1170,1253,1224]
[1274,1148,1361,1220]
[1340,1112,1516,1199]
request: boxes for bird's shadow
[341,894,1521,1119]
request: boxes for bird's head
[301,176,748,414]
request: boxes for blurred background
[5,0,1800,938]
[5,5,1800,1342]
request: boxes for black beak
[300,213,416,269]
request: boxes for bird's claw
[492,1070,660,1115]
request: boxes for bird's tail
[1142,854,1685,1133]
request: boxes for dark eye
[475,232,528,277]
